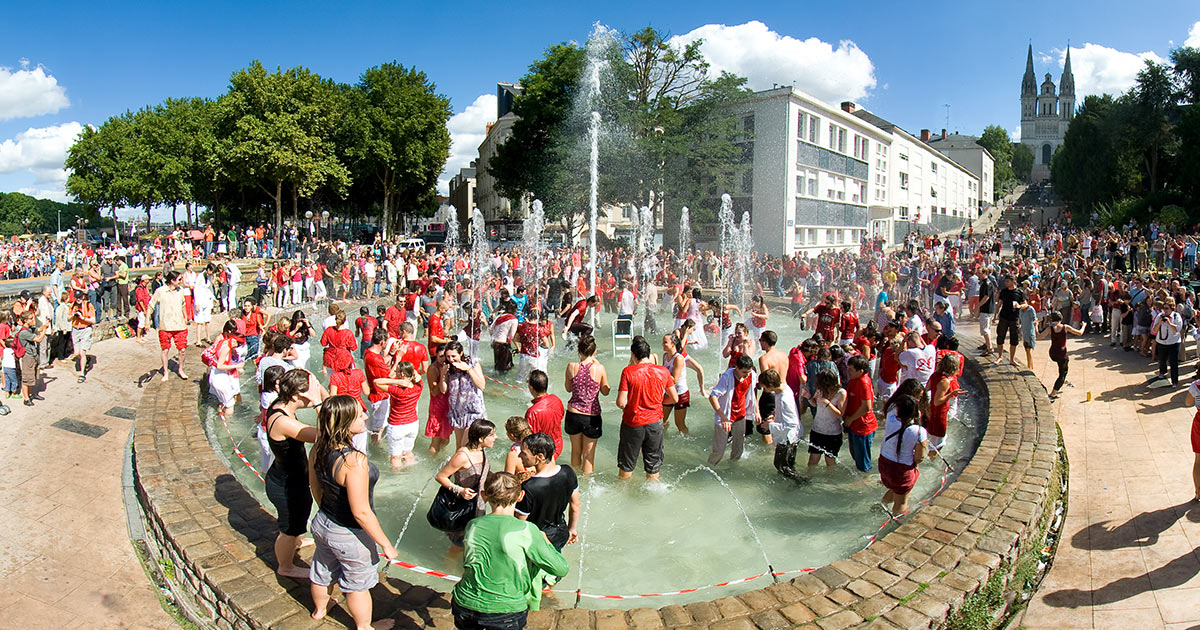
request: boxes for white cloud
[0,62,69,121]
[1010,124,1021,143]
[1058,43,1163,101]
[17,186,69,203]
[1186,21,1200,48]
[439,93,497,195]
[669,21,876,104]
[0,122,83,199]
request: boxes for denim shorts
[2,367,17,393]
[846,431,874,472]
[309,511,379,593]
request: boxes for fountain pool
[202,308,986,608]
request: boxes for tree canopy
[63,60,451,239]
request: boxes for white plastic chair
[612,315,633,355]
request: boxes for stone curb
[130,327,1061,630]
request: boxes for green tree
[1051,94,1141,211]
[218,61,350,241]
[65,116,135,235]
[1011,143,1034,182]
[1128,60,1178,193]
[977,125,1013,199]
[351,62,452,238]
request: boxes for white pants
[708,419,745,465]
[386,422,418,456]
[314,280,327,300]
[369,398,390,433]
[291,280,303,305]
[258,426,274,472]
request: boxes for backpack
[11,331,25,359]
[201,338,223,368]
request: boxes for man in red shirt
[838,300,859,345]
[363,329,393,436]
[395,322,430,375]
[241,297,265,359]
[807,294,841,342]
[616,336,677,480]
[565,295,599,337]
[384,297,405,339]
[427,299,451,354]
[524,370,565,460]
[842,355,877,472]
[706,354,758,465]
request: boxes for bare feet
[311,599,338,621]
[178,371,188,380]
[276,566,310,579]
[161,370,170,382]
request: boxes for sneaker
[23,400,32,407]
[1146,373,1166,382]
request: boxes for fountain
[470,207,488,308]
[717,193,736,307]
[581,23,615,314]
[678,205,691,258]
[736,210,753,308]
[522,199,547,288]
[444,205,459,251]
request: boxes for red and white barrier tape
[218,413,265,482]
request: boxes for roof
[926,134,982,150]
[850,109,897,132]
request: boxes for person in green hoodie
[451,471,568,630]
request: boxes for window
[807,228,816,244]
[898,207,909,221]
[827,188,835,199]
[621,207,632,219]
[797,112,807,139]
[809,116,819,143]
[837,128,847,153]
[899,152,908,162]
[808,176,817,196]
[743,114,754,135]
[796,175,804,194]
[742,170,753,194]
[930,162,937,174]
[828,124,836,150]
[899,173,909,190]
[930,186,938,198]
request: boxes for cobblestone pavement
[0,334,177,630]
[992,329,1200,629]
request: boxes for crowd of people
[8,210,1200,629]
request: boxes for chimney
[920,129,931,142]
[941,129,947,140]
[840,101,856,113]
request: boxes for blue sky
[1,0,1197,218]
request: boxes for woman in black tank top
[308,396,396,626]
[264,369,320,579]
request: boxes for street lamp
[322,211,330,241]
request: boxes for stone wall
[130,341,1062,630]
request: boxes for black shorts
[265,473,313,537]
[996,318,1020,346]
[755,392,775,435]
[564,410,603,439]
[451,601,527,630]
[807,430,844,458]
[617,421,664,474]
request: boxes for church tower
[1021,43,1074,182]
[1020,44,1037,145]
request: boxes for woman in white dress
[207,320,244,418]
[192,265,216,345]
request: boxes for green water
[203,309,985,608]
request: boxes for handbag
[426,452,486,532]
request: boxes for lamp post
[322,211,330,241]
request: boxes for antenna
[944,104,950,131]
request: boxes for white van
[397,238,426,251]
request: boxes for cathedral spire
[1060,45,1075,96]
[1022,43,1037,97]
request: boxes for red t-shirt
[730,373,753,421]
[845,374,877,436]
[384,305,404,338]
[926,371,956,439]
[427,314,445,347]
[330,368,367,410]
[880,346,901,384]
[814,304,841,341]
[525,394,565,459]
[355,316,377,347]
[618,363,675,427]
[839,312,859,340]
[320,327,358,352]
[516,321,540,357]
[395,339,430,374]
[364,349,392,403]
[387,381,423,425]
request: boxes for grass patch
[132,541,201,630]
[946,561,1008,630]
[897,582,930,606]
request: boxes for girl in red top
[838,300,859,345]
[424,345,453,455]
[925,353,965,452]
[319,310,358,375]
[373,361,422,469]
[134,276,152,344]
[327,347,368,414]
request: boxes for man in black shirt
[976,268,995,355]
[515,433,580,551]
[995,276,1027,366]
[545,273,568,316]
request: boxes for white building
[1021,44,1074,182]
[924,132,995,208]
[447,165,476,243]
[474,83,529,240]
[730,87,983,256]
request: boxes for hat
[18,290,30,300]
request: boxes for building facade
[474,83,529,240]
[729,87,983,256]
[447,165,476,243]
[924,132,995,208]
[1020,44,1075,182]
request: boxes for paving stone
[628,608,664,629]
[596,609,629,630]
[557,609,594,630]
[684,601,719,624]
[713,596,749,617]
[814,609,862,630]
[801,594,841,617]
[735,589,777,611]
[708,618,756,630]
[778,602,817,624]
[903,593,950,619]
[748,609,789,630]
[883,604,932,630]
[847,578,883,599]
[659,605,691,626]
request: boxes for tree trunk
[291,183,299,226]
[274,180,283,247]
[185,200,193,225]
[172,203,178,227]
[381,192,391,241]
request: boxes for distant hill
[0,191,99,236]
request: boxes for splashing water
[717,193,736,306]
[582,23,615,306]
[679,206,691,257]
[470,208,489,303]
[672,465,775,575]
[523,199,547,287]
[445,205,460,251]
